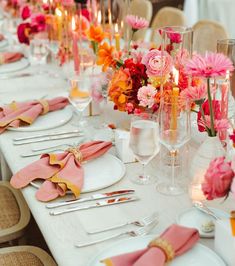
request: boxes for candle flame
[97,10,101,24]
[172,67,179,85]
[114,23,118,33]
[55,8,62,17]
[42,0,48,4]
[71,16,76,31]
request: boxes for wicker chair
[0,246,57,266]
[0,181,30,244]
[130,0,153,41]
[193,20,229,54]
[151,7,186,43]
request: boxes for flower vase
[189,135,225,199]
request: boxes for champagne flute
[129,114,160,185]
[156,96,191,195]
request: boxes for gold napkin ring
[148,237,175,262]
[39,100,49,115]
[67,147,83,162]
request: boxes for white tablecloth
[184,0,235,38]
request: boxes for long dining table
[0,62,234,266]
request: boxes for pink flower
[165,28,182,43]
[141,49,173,77]
[125,103,134,113]
[91,87,103,103]
[231,178,235,199]
[174,49,189,69]
[137,85,156,108]
[180,83,207,102]
[20,5,31,20]
[31,13,46,32]
[202,157,235,200]
[186,52,234,78]
[125,15,149,31]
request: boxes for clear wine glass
[156,98,191,195]
[129,113,160,185]
[68,74,98,128]
[29,39,49,74]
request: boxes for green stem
[198,103,211,136]
[207,78,216,136]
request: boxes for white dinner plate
[0,39,8,50]
[88,235,226,266]
[0,57,29,74]
[8,106,73,132]
[31,153,126,193]
[177,207,229,238]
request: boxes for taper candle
[114,23,120,52]
[71,16,80,74]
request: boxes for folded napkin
[0,97,69,133]
[0,52,24,65]
[101,224,199,266]
[0,34,4,41]
[10,141,112,201]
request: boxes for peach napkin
[0,34,4,41]
[0,52,24,65]
[0,97,68,133]
[10,141,112,201]
[101,224,199,266]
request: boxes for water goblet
[156,97,191,195]
[129,113,160,185]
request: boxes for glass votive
[189,181,206,202]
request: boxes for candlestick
[71,16,80,74]
[114,23,120,52]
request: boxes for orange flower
[109,69,132,111]
[97,42,117,72]
[86,25,106,43]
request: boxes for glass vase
[189,135,225,202]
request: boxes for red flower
[81,9,90,21]
[31,13,46,32]
[20,5,31,20]
[17,22,31,45]
[229,129,235,147]
[197,100,221,132]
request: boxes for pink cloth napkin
[0,97,68,133]
[10,141,112,202]
[101,224,199,266]
[0,52,24,64]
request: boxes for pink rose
[141,49,173,77]
[202,157,235,200]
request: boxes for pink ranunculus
[186,52,234,78]
[141,49,173,77]
[137,84,156,108]
[202,157,235,200]
[125,15,149,31]
[31,13,46,32]
[20,5,31,20]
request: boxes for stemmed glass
[68,74,98,128]
[156,97,191,195]
[129,113,160,185]
[29,39,49,74]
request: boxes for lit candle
[97,10,102,25]
[170,87,179,132]
[190,170,206,202]
[71,16,80,74]
[114,23,120,52]
[55,7,63,42]
[172,67,179,85]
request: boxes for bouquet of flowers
[95,16,198,114]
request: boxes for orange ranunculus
[109,69,132,111]
[97,42,117,72]
[86,25,106,43]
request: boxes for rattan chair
[0,181,30,244]
[193,20,229,54]
[0,246,57,266]
[130,0,153,41]
[151,7,186,43]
